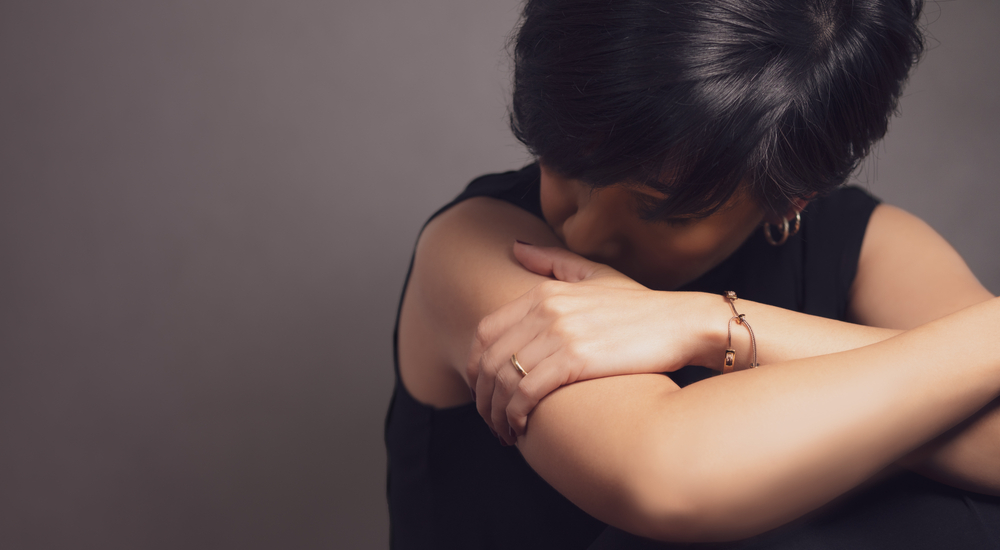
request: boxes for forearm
[688,293,900,371]
[695,293,1000,494]
[518,297,1000,542]
[899,397,1000,494]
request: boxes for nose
[560,187,623,261]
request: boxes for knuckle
[479,350,501,378]
[493,368,511,391]
[514,380,535,403]
[538,295,569,317]
[535,279,563,296]
[474,317,494,347]
[549,316,573,337]
[564,340,587,360]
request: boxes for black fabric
[589,474,1000,550]
[386,163,1000,549]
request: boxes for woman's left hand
[467,242,716,445]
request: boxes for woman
[386,0,1000,548]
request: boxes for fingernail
[508,426,517,441]
[515,239,533,246]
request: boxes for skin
[537,164,767,291]
[396,162,1000,541]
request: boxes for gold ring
[510,354,527,377]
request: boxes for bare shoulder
[397,197,562,407]
[417,197,563,331]
[848,204,993,329]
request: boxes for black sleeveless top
[386,164,1000,550]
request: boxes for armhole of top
[391,164,542,379]
[835,186,881,308]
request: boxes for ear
[766,197,811,224]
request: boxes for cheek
[632,224,738,274]
[643,226,721,260]
[671,228,728,257]
[667,215,761,270]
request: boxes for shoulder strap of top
[430,163,543,226]
[800,185,880,320]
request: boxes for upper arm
[403,197,563,372]
[398,197,564,405]
[848,204,993,329]
[850,205,1000,495]
[400,196,684,528]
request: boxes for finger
[487,328,560,445]
[466,289,536,392]
[506,348,577,437]
[474,349,503,435]
[513,242,601,283]
[491,364,522,445]
[477,308,552,438]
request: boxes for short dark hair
[510,0,925,219]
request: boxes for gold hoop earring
[763,211,801,246]
[763,219,789,246]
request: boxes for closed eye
[630,192,696,227]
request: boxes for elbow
[622,480,772,543]
[616,449,777,542]
[618,480,707,542]
[621,483,740,542]
[608,458,706,541]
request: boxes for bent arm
[687,205,991,371]
[679,204,1000,495]
[688,304,1000,497]
[519,298,1000,541]
[848,204,999,493]
[406,197,1000,542]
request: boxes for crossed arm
[397,196,1000,542]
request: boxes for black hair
[510,0,925,219]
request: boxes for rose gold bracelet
[723,291,758,374]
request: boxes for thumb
[513,241,602,282]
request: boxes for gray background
[1,1,997,548]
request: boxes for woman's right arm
[518,306,1000,542]
[404,197,1000,542]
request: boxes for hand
[467,242,715,445]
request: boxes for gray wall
[0,1,997,549]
